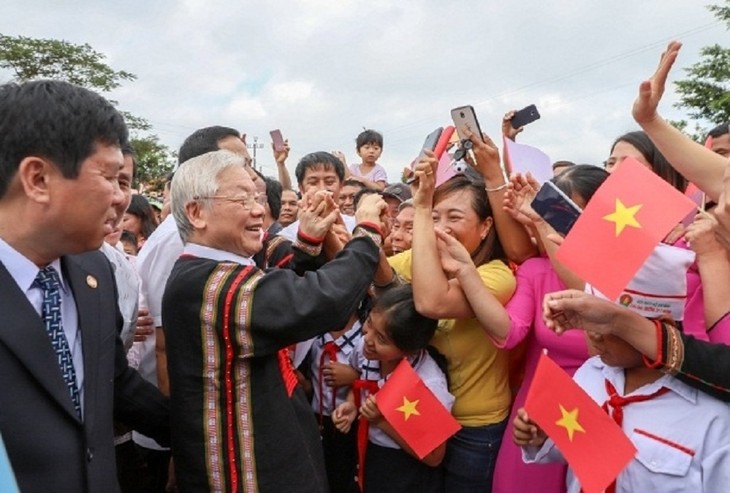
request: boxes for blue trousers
[443,419,508,493]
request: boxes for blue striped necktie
[35,266,82,419]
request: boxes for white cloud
[0,0,725,180]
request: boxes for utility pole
[247,136,265,171]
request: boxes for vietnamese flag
[525,354,636,493]
[556,157,696,300]
[376,359,461,459]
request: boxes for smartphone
[510,104,541,129]
[530,181,582,236]
[450,105,484,142]
[418,127,443,159]
[270,129,285,152]
[407,127,444,184]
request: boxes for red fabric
[556,158,696,300]
[525,353,636,493]
[376,360,461,460]
[317,341,339,426]
[353,379,380,492]
[601,380,669,493]
[277,349,298,398]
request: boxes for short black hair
[371,284,437,353]
[356,129,383,150]
[263,177,282,220]
[343,178,367,190]
[295,151,345,185]
[551,160,575,171]
[178,126,240,164]
[0,80,128,200]
[354,188,379,211]
[708,123,730,139]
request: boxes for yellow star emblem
[396,396,421,421]
[603,199,642,236]
[555,404,586,442]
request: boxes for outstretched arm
[632,41,727,200]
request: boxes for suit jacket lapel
[63,255,100,432]
[0,261,81,421]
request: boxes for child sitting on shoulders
[513,322,730,492]
[347,129,388,191]
[333,285,452,493]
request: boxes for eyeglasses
[195,194,267,209]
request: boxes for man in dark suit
[0,80,169,492]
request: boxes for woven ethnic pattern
[36,266,82,418]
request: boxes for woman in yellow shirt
[385,148,516,492]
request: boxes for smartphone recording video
[530,181,582,236]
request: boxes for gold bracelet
[485,183,508,193]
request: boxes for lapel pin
[86,275,98,289]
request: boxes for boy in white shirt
[514,325,730,492]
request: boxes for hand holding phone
[270,129,285,152]
[450,105,485,143]
[530,181,582,236]
[510,104,540,129]
[407,128,443,184]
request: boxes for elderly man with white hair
[162,149,388,493]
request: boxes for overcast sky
[1,0,725,183]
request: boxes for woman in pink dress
[437,165,608,493]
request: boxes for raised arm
[273,141,292,191]
[543,289,730,402]
[632,41,728,200]
[466,128,537,263]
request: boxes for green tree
[130,135,175,190]
[0,34,135,91]
[672,1,730,139]
[0,34,175,184]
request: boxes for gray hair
[171,150,246,243]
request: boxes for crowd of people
[1,40,730,493]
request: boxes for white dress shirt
[523,356,730,492]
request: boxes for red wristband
[297,229,326,245]
[357,221,384,238]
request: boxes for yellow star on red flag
[603,199,642,236]
[396,396,420,421]
[555,404,585,441]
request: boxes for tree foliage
[130,135,175,189]
[0,34,135,91]
[0,34,174,184]
[672,1,730,138]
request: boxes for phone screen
[450,106,484,142]
[530,181,582,236]
[270,129,285,152]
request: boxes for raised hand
[502,110,524,142]
[273,139,290,164]
[298,190,339,239]
[504,172,541,226]
[632,41,682,125]
[411,150,439,209]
